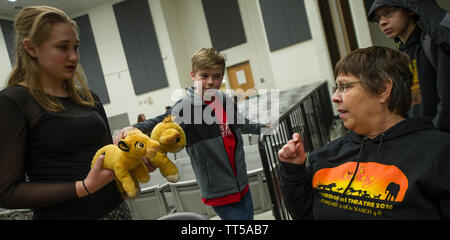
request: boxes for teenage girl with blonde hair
[0,6,131,219]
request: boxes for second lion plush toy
[149,114,186,183]
[91,129,160,198]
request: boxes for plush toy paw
[166,174,180,183]
[145,138,160,159]
[127,189,139,198]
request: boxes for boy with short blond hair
[115,48,268,220]
[191,47,225,73]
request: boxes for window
[113,0,168,95]
[74,14,110,104]
[259,0,312,51]
[0,19,15,65]
[202,0,247,51]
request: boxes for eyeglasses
[334,81,361,93]
[374,7,399,24]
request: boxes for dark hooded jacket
[133,87,265,200]
[280,118,450,219]
[367,0,450,133]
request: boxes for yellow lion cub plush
[91,129,160,198]
[149,114,186,183]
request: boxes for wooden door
[226,61,255,93]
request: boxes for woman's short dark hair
[335,46,413,116]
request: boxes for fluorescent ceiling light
[8,0,17,2]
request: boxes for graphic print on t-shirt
[409,59,422,106]
[312,162,408,216]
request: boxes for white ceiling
[0,0,113,19]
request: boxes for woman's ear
[379,78,393,104]
[23,38,37,58]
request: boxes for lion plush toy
[91,129,160,198]
[148,114,186,183]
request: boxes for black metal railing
[258,81,334,220]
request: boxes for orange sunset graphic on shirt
[312,162,408,216]
[312,162,409,216]
[313,162,408,202]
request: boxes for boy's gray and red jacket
[367,0,450,133]
[133,87,265,199]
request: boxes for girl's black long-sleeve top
[0,85,122,219]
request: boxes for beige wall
[1,0,382,124]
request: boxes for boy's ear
[190,70,195,81]
[23,38,37,58]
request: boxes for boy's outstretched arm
[113,111,168,145]
[237,117,268,135]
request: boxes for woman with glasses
[278,47,450,219]
[367,0,450,133]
